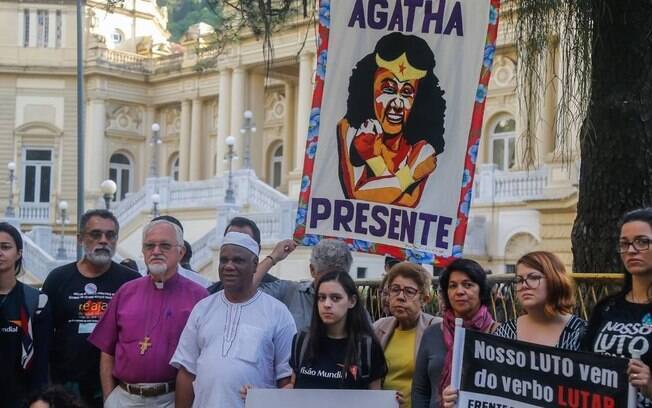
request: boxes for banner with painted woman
[293,0,501,265]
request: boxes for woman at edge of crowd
[374,262,440,407]
[413,258,497,408]
[581,208,652,407]
[0,222,51,408]
[287,270,388,389]
[494,251,586,350]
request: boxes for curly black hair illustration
[344,32,446,168]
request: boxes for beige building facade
[0,1,579,282]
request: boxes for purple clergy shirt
[88,272,208,383]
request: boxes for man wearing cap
[207,216,296,294]
[88,219,208,407]
[171,231,296,408]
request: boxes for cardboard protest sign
[293,0,501,266]
[454,329,632,408]
[245,389,397,408]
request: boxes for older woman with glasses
[413,258,497,408]
[582,208,652,407]
[495,251,585,350]
[374,262,439,407]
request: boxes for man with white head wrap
[171,232,296,408]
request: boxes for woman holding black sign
[494,251,586,350]
[582,208,652,407]
[412,258,497,408]
[287,270,387,390]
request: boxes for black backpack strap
[293,331,311,371]
[22,284,46,317]
[358,335,373,379]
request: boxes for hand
[629,359,652,398]
[352,119,384,161]
[395,391,405,406]
[442,385,459,408]
[240,384,253,401]
[269,239,298,263]
[412,154,437,180]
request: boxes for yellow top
[383,327,417,408]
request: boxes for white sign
[245,389,398,408]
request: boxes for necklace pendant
[138,336,152,355]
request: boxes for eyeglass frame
[83,229,118,242]
[617,237,651,254]
[388,284,420,299]
[142,242,180,253]
[513,273,545,290]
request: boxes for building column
[248,72,265,177]
[216,69,232,176]
[230,67,247,170]
[85,98,106,199]
[189,98,202,181]
[536,42,557,165]
[179,100,191,181]
[294,51,314,172]
[281,81,295,191]
[145,106,156,182]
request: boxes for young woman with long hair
[288,270,387,389]
[582,208,652,407]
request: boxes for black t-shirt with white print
[585,295,652,408]
[290,334,386,390]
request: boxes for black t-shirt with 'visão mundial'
[41,261,140,389]
[290,335,386,390]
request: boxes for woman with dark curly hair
[337,32,446,208]
[26,385,86,408]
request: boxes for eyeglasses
[388,284,420,299]
[618,237,651,253]
[85,230,118,242]
[513,274,545,290]
[142,242,177,252]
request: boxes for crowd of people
[0,206,651,408]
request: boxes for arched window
[490,116,516,171]
[109,153,132,201]
[268,144,283,188]
[169,154,179,181]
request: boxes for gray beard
[85,250,112,266]
[148,263,167,276]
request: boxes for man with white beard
[89,219,207,407]
[42,209,141,408]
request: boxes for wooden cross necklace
[138,280,167,355]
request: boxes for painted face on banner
[373,68,419,136]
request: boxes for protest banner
[292,0,501,266]
[450,322,633,408]
[245,388,397,408]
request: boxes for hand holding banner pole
[629,351,641,408]
[451,318,465,408]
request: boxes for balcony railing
[18,203,50,224]
[472,164,550,204]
